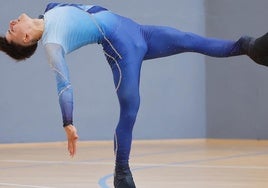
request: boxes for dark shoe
[114,165,136,188]
[239,33,268,67]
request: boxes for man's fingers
[64,125,79,157]
[68,137,78,157]
[72,139,77,156]
[68,140,73,156]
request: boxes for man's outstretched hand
[64,125,79,157]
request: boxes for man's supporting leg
[110,56,144,188]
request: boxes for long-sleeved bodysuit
[42,3,244,166]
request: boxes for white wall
[205,0,268,139]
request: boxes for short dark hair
[0,36,37,61]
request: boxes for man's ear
[23,34,38,45]
[23,33,31,44]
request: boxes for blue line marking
[98,173,113,188]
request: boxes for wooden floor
[0,139,268,188]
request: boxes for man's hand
[64,125,79,157]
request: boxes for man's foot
[114,165,136,188]
[239,33,268,67]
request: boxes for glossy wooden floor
[1,139,268,188]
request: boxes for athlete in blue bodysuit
[2,3,268,188]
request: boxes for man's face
[5,13,32,46]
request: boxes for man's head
[1,13,43,61]
[6,13,39,47]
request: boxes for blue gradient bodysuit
[42,3,244,167]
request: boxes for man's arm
[44,43,78,157]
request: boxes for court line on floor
[2,159,268,170]
[0,183,55,188]
[2,149,268,188]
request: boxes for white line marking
[2,159,268,170]
[0,183,55,188]
[1,159,114,165]
[169,164,268,170]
